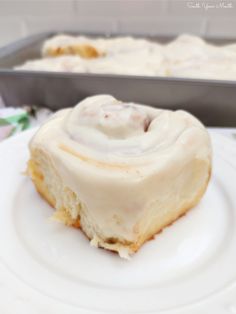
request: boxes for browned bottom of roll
[27,147,211,258]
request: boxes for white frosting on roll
[17,33,236,80]
[62,95,206,158]
[14,56,87,73]
[166,35,236,79]
[30,95,211,258]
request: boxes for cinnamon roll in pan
[42,35,104,59]
[27,95,212,259]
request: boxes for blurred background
[0,0,236,133]
[0,0,235,48]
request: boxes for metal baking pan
[0,32,235,127]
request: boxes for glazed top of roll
[31,95,211,172]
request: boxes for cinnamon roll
[27,95,212,258]
[42,35,104,59]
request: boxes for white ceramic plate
[0,128,236,314]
